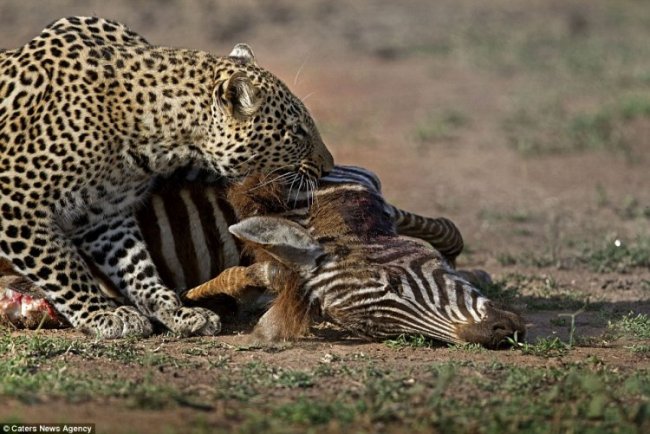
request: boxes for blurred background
[2,0,648,304]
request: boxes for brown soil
[1,1,648,433]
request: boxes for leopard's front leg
[0,218,152,338]
[75,213,221,336]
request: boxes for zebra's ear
[229,217,324,271]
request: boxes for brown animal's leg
[184,262,294,300]
[184,261,311,341]
[252,277,311,341]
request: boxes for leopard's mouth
[297,159,324,181]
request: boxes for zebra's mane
[309,184,394,241]
[227,174,395,242]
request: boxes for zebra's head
[229,216,526,348]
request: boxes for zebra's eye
[387,273,403,295]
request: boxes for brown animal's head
[229,213,526,349]
[218,167,526,348]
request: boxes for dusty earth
[1,1,649,433]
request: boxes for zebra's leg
[184,261,310,341]
[252,284,312,341]
[387,203,464,267]
[74,212,221,336]
[183,262,292,300]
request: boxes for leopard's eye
[290,123,309,138]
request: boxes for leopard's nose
[320,148,334,175]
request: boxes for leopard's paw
[83,306,153,339]
[164,306,221,337]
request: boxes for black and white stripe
[2,165,480,339]
[135,165,463,291]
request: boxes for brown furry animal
[186,167,525,348]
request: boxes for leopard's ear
[214,71,262,119]
[229,43,256,65]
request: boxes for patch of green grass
[497,235,650,273]
[515,336,570,358]
[620,95,650,120]
[216,361,316,401]
[0,333,200,408]
[276,370,314,389]
[477,273,589,311]
[610,194,650,220]
[496,252,518,266]
[85,340,142,364]
[566,109,623,152]
[274,398,355,425]
[449,343,485,353]
[609,312,650,339]
[505,95,650,157]
[628,344,650,354]
[0,333,82,357]
[384,334,438,349]
[2,331,650,433]
[579,236,650,273]
[414,109,469,143]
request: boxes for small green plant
[276,370,314,389]
[627,344,650,354]
[449,342,485,353]
[513,336,569,358]
[608,312,650,339]
[619,95,650,120]
[384,334,436,349]
[558,306,586,348]
[567,110,620,151]
[274,398,355,425]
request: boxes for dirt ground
[1,1,649,433]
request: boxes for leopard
[0,16,334,338]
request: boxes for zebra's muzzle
[455,303,526,349]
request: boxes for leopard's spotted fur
[0,16,333,338]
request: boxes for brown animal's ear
[214,71,262,119]
[228,43,257,65]
[229,217,324,271]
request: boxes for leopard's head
[207,44,334,187]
